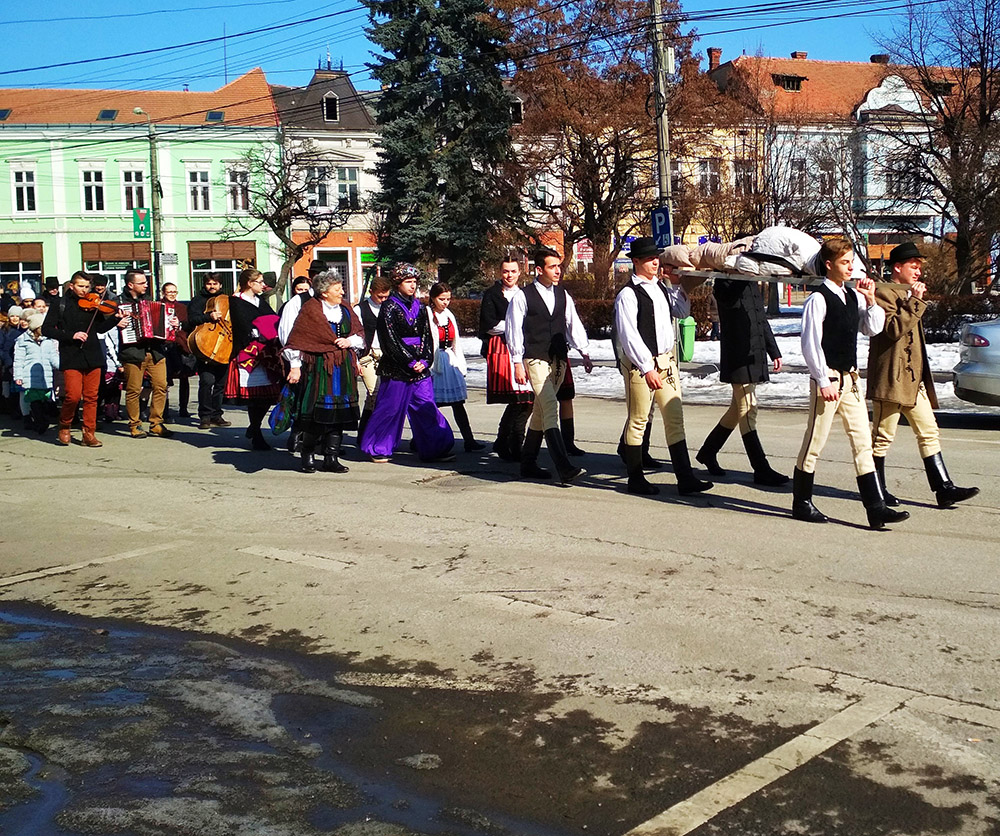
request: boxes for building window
[699,158,721,196]
[122,169,145,211]
[670,160,685,197]
[97,109,118,121]
[734,159,754,196]
[306,166,330,208]
[82,169,105,212]
[13,168,36,213]
[228,168,250,212]
[337,167,360,211]
[0,261,42,296]
[772,74,803,92]
[790,158,807,197]
[886,155,921,198]
[187,165,211,212]
[510,100,523,124]
[190,259,244,295]
[818,160,836,196]
[83,259,151,296]
[322,94,339,122]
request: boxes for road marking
[623,694,907,836]
[0,542,190,588]
[238,546,355,572]
[333,672,513,692]
[79,512,165,532]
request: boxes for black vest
[522,283,568,361]
[620,281,672,355]
[818,284,859,371]
[359,300,379,354]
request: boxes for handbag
[268,384,295,435]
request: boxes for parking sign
[651,206,672,249]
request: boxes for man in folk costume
[867,242,978,508]
[793,236,910,530]
[696,276,788,486]
[615,237,712,496]
[359,263,454,463]
[505,246,590,485]
[188,274,232,429]
[284,272,363,473]
[354,274,392,441]
[478,255,533,461]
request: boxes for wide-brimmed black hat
[629,237,662,260]
[44,276,60,290]
[888,242,924,264]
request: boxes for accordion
[119,301,177,345]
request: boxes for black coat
[229,294,276,357]
[375,291,433,382]
[41,294,118,371]
[186,289,226,328]
[714,279,780,385]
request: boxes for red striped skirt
[484,335,533,405]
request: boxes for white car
[953,317,1000,406]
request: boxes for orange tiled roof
[717,56,896,120]
[0,69,278,127]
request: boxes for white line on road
[0,542,190,588]
[78,512,165,532]
[623,694,907,836]
[238,546,355,572]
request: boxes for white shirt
[614,276,689,374]
[505,280,589,364]
[285,299,363,369]
[801,278,885,384]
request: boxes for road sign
[161,252,178,266]
[133,208,151,240]
[575,239,594,261]
[651,206,673,248]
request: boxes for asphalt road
[1,393,998,835]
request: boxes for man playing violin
[41,271,121,447]
[187,274,232,430]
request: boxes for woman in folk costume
[360,264,455,463]
[427,282,483,452]
[284,272,363,473]
[227,268,283,450]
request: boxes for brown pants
[796,372,874,476]
[61,368,101,433]
[871,383,941,459]
[124,353,167,428]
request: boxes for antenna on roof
[339,58,344,72]
[326,46,332,71]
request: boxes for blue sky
[0,0,912,93]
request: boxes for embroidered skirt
[431,348,467,406]
[293,355,359,430]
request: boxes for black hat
[888,242,924,265]
[628,237,662,260]
[44,276,60,290]
[308,259,328,274]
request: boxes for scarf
[284,296,362,373]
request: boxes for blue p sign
[651,207,673,248]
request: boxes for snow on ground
[459,316,996,414]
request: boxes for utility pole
[134,108,163,296]
[649,0,674,243]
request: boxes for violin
[78,292,118,315]
[189,294,233,364]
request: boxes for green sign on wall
[133,208,152,240]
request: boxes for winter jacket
[42,293,119,371]
[714,278,780,385]
[13,332,59,389]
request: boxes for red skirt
[484,335,533,405]
[225,356,282,403]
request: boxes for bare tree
[222,139,354,299]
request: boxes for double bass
[189,294,233,364]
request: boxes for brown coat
[866,284,937,409]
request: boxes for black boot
[287,429,303,454]
[453,403,484,452]
[696,423,732,476]
[250,427,271,451]
[545,428,585,484]
[624,445,659,495]
[792,468,827,523]
[668,441,712,495]
[508,404,531,461]
[923,452,979,508]
[520,429,551,480]
[561,417,585,456]
[322,430,349,473]
[872,456,899,506]
[641,421,661,469]
[743,431,789,486]
[858,471,910,530]
[493,404,516,460]
[300,432,318,473]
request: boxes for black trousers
[196,360,228,421]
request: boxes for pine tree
[365,0,521,287]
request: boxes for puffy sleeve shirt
[801,279,886,384]
[505,280,590,364]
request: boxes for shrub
[923,293,1000,342]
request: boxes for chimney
[707,47,722,72]
[870,54,890,64]
[790,51,808,60]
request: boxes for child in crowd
[12,311,60,434]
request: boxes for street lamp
[133,107,163,296]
